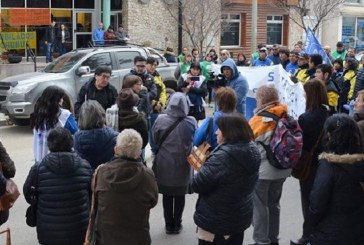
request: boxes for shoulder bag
[84,165,102,245]
[25,163,41,227]
[187,117,213,171]
[291,129,324,181]
[155,117,183,154]
[0,165,20,211]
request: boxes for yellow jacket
[151,73,167,110]
[344,70,357,101]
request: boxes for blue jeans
[149,112,159,154]
[252,178,286,245]
[46,42,54,62]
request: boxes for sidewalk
[0,112,9,126]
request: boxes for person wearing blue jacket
[220,58,249,115]
[194,87,237,150]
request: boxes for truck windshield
[43,53,87,73]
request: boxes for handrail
[26,41,37,72]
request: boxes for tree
[164,0,230,55]
[269,0,346,33]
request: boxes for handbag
[84,165,102,245]
[0,165,20,211]
[25,163,41,227]
[292,129,324,181]
[187,117,213,171]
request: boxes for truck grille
[0,81,17,102]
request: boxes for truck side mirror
[76,66,90,76]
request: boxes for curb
[0,119,8,127]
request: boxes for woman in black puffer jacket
[192,113,261,245]
[24,127,92,245]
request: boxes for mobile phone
[191,76,200,81]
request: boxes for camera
[207,72,227,88]
[190,76,200,81]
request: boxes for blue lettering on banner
[268,72,274,81]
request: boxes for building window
[27,0,49,8]
[74,0,94,9]
[345,0,361,3]
[342,16,364,51]
[1,0,25,7]
[267,15,283,45]
[51,0,72,8]
[221,14,241,47]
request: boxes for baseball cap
[298,51,309,59]
[259,47,267,52]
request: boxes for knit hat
[118,88,139,110]
[256,84,279,107]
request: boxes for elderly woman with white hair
[93,129,158,245]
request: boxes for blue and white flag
[303,27,331,65]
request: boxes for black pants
[198,232,244,245]
[0,211,9,226]
[162,195,185,227]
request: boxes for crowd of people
[93,22,130,46]
[1,41,364,245]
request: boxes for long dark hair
[304,79,328,112]
[323,114,364,154]
[30,86,65,130]
[216,113,253,144]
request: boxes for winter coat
[220,58,249,115]
[293,63,309,84]
[150,71,167,110]
[0,140,16,196]
[177,73,207,107]
[285,62,299,75]
[325,80,339,114]
[74,127,118,170]
[267,53,280,65]
[192,141,260,236]
[152,92,197,195]
[23,152,92,245]
[344,69,357,101]
[125,70,158,102]
[45,25,57,43]
[137,89,151,117]
[32,108,78,162]
[248,103,292,179]
[93,28,104,45]
[308,153,364,245]
[95,157,158,245]
[74,78,118,117]
[354,68,364,100]
[251,57,273,66]
[353,111,364,138]
[193,111,224,150]
[118,110,148,149]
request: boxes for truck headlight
[11,83,37,94]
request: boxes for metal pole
[178,0,183,55]
[251,0,257,56]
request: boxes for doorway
[73,11,93,49]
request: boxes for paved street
[1,121,303,245]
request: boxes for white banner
[211,64,306,120]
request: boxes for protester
[74,100,118,170]
[290,79,329,245]
[308,114,364,245]
[177,61,208,121]
[221,58,249,115]
[354,66,364,101]
[122,75,150,116]
[331,41,347,60]
[331,58,344,81]
[315,64,339,114]
[353,90,364,137]
[279,48,290,69]
[31,86,78,162]
[251,44,264,61]
[193,113,260,245]
[248,84,291,245]
[0,140,16,225]
[192,48,201,62]
[45,20,57,63]
[251,47,273,66]
[146,57,167,154]
[292,52,310,84]
[219,49,230,63]
[267,44,280,65]
[74,65,118,118]
[93,129,158,245]
[208,48,219,64]
[347,46,356,60]
[286,51,299,75]
[163,47,178,63]
[236,53,249,66]
[93,22,104,45]
[152,92,197,234]
[303,54,323,83]
[24,127,92,245]
[339,58,358,113]
[323,45,335,63]
[175,53,193,79]
[117,88,148,150]
[178,47,189,63]
[194,87,237,150]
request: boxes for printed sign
[1,32,36,50]
[9,9,50,26]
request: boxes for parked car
[0,45,178,125]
